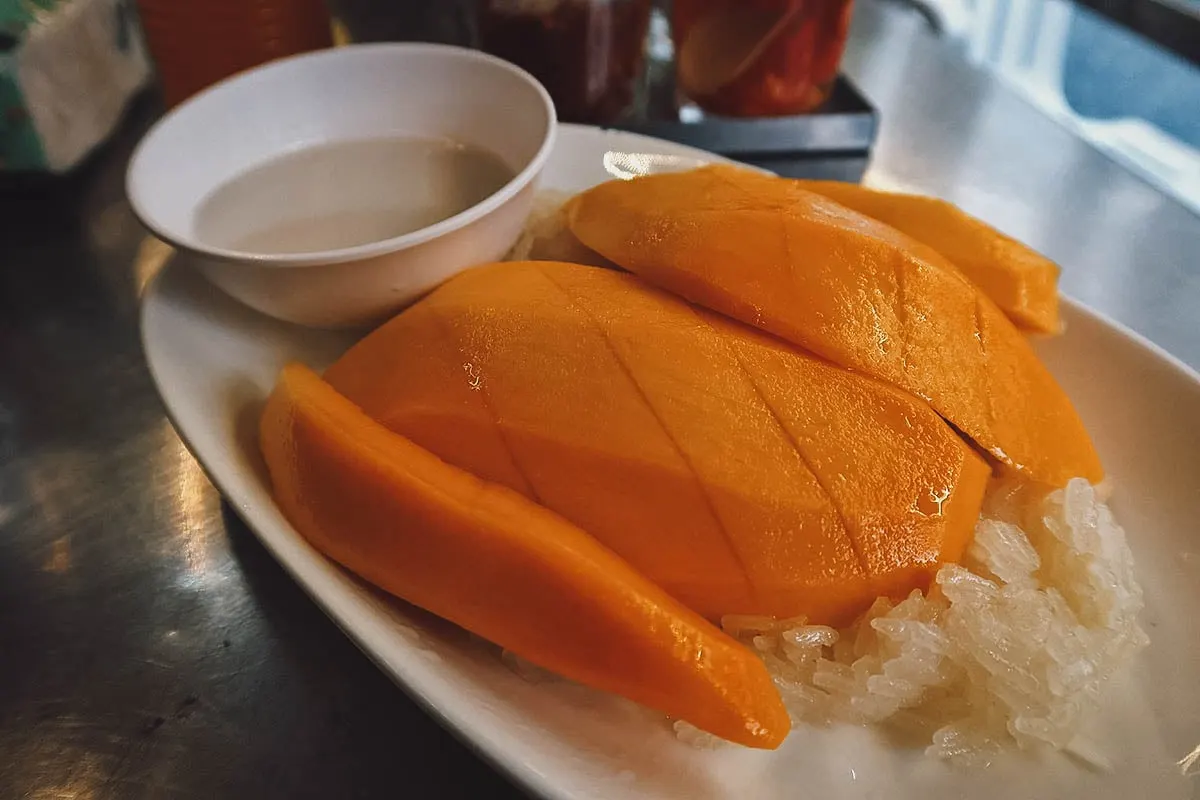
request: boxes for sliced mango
[326,261,989,625]
[261,362,790,748]
[565,166,1102,487]
[797,179,1061,334]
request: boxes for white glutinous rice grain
[717,478,1148,762]
[504,191,615,267]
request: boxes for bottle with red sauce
[478,0,653,125]
[673,0,854,117]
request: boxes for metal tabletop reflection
[1,2,1198,797]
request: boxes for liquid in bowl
[193,137,516,255]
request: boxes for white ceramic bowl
[127,44,556,327]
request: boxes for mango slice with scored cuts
[325,261,990,625]
[565,166,1102,487]
[796,178,1061,334]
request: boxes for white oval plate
[140,124,1200,800]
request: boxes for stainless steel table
[843,4,1200,369]
[1,2,1197,797]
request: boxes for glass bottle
[478,0,654,124]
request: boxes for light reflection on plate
[602,150,711,180]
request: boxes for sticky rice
[677,478,1147,762]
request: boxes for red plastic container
[673,0,854,117]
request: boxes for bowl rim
[125,43,558,269]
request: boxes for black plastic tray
[614,68,877,182]
[619,75,877,158]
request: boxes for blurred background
[901,0,1200,212]
[2,0,1198,207]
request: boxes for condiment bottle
[478,0,653,124]
[673,0,854,117]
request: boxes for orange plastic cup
[135,0,334,107]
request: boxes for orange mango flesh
[326,261,990,625]
[261,363,791,749]
[565,166,1103,488]
[797,179,1061,334]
